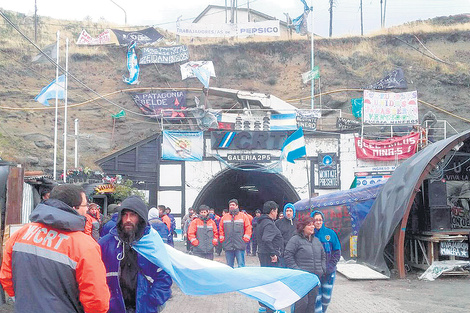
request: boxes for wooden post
[5,166,24,225]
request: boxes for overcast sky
[2,0,470,37]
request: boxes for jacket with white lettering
[219,211,252,251]
[187,216,218,254]
[0,199,110,313]
[99,226,173,313]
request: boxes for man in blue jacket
[99,196,172,313]
[311,210,341,313]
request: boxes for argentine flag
[281,127,307,163]
[133,228,319,311]
[34,75,65,106]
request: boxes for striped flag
[133,228,319,311]
[281,127,307,163]
[34,75,65,106]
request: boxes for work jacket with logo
[0,199,110,313]
[188,217,218,254]
[219,211,252,251]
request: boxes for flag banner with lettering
[134,228,319,310]
[336,117,361,131]
[363,90,418,125]
[302,66,319,84]
[180,61,216,80]
[317,153,339,188]
[270,113,297,130]
[368,68,408,90]
[76,29,112,45]
[132,91,187,118]
[139,45,189,65]
[123,41,139,85]
[162,131,203,161]
[355,132,420,161]
[111,27,163,45]
[32,42,57,64]
[296,110,320,131]
[34,75,65,106]
[177,21,280,38]
[351,98,363,118]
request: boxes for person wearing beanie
[275,203,297,267]
[99,195,172,313]
[219,199,252,267]
[158,205,174,247]
[148,207,170,244]
[187,205,219,260]
[310,210,341,313]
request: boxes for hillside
[1,10,470,173]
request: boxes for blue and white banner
[123,41,139,85]
[139,45,190,65]
[34,74,65,106]
[281,127,306,163]
[162,131,203,161]
[192,66,211,88]
[180,61,216,80]
[270,113,297,130]
[133,228,319,310]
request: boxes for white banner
[162,131,203,161]
[177,21,281,38]
[76,29,112,45]
[363,90,419,124]
[180,61,216,80]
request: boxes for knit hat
[107,204,119,214]
[119,195,148,223]
[228,198,238,206]
[148,207,159,220]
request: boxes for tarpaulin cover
[294,182,385,259]
[357,129,470,276]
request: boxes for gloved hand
[191,239,199,246]
[212,238,218,246]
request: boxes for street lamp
[110,0,127,25]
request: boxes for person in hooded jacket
[310,210,341,313]
[99,195,172,313]
[284,216,326,313]
[100,204,120,238]
[275,203,297,267]
[188,204,219,260]
[0,184,110,313]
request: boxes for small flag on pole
[34,75,65,106]
[112,110,126,119]
[281,127,307,163]
[302,66,320,84]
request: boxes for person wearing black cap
[219,198,252,268]
[99,195,172,313]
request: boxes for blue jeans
[225,249,245,268]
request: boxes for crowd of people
[0,184,341,313]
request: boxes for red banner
[355,133,420,160]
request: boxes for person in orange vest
[219,199,252,268]
[158,205,174,247]
[188,205,219,260]
[84,203,101,241]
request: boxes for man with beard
[99,196,172,313]
[188,205,219,260]
[219,199,252,268]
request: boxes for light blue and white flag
[192,66,211,88]
[34,74,65,106]
[133,228,319,310]
[270,113,298,130]
[123,41,139,85]
[162,131,203,161]
[281,127,307,163]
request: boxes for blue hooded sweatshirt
[311,210,341,274]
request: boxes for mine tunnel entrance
[192,165,300,215]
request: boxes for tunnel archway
[192,164,300,215]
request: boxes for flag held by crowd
[133,228,319,310]
[281,127,307,163]
[123,41,139,85]
[34,75,65,106]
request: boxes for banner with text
[76,29,112,45]
[363,90,418,125]
[316,153,339,188]
[132,91,187,118]
[139,45,189,64]
[112,27,163,45]
[162,131,203,161]
[180,61,216,80]
[177,21,280,38]
[355,133,420,161]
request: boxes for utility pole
[247,0,250,22]
[34,0,37,42]
[360,0,363,36]
[110,0,127,25]
[380,0,383,28]
[383,0,387,28]
[328,0,334,37]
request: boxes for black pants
[193,251,214,260]
[293,286,318,313]
[258,253,279,313]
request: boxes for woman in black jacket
[284,216,326,313]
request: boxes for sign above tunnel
[211,131,289,150]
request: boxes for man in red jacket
[219,199,252,267]
[0,184,110,313]
[188,204,219,260]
